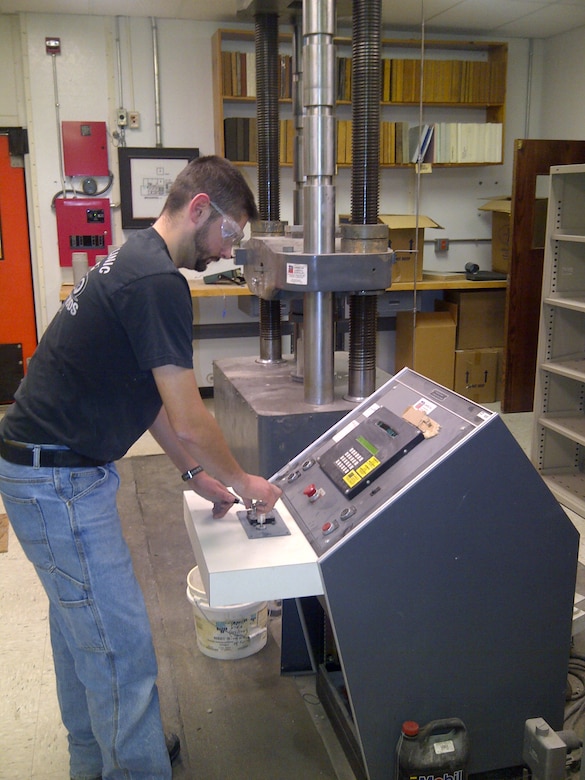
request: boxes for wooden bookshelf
[212,28,507,168]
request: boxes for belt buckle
[32,445,41,468]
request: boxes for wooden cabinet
[531,163,585,517]
[212,28,507,167]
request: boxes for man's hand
[187,472,282,519]
[187,471,240,518]
[232,474,282,514]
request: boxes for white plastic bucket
[186,566,268,660]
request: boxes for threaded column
[350,0,381,224]
[347,295,378,401]
[255,13,280,221]
[257,298,283,364]
[254,12,283,362]
[347,0,382,401]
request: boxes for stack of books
[224,118,503,165]
[221,52,292,99]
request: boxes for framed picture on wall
[118,147,199,229]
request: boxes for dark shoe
[166,732,181,765]
[71,735,179,778]
[70,776,101,780]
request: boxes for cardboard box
[454,348,500,403]
[395,310,456,389]
[495,346,504,401]
[378,215,443,284]
[478,197,547,274]
[439,290,506,349]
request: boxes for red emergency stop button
[303,484,317,498]
[322,521,335,535]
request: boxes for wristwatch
[181,466,204,481]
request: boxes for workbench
[60,273,507,300]
[60,274,507,337]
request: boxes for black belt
[0,437,107,469]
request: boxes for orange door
[0,132,37,402]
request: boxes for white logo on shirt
[99,247,120,274]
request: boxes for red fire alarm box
[55,197,112,267]
[62,121,109,177]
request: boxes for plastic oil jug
[396,718,470,780]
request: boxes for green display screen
[356,435,378,456]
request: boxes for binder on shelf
[395,121,409,164]
[224,117,238,160]
[409,124,434,163]
[246,52,256,97]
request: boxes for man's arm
[149,405,241,517]
[152,364,281,510]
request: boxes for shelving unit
[211,29,294,164]
[211,28,507,167]
[532,164,585,517]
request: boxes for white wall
[0,15,24,125]
[1,11,582,336]
[18,14,114,327]
[6,14,238,329]
[540,27,585,139]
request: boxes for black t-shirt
[1,228,193,462]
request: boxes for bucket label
[409,773,463,780]
[194,616,251,649]
[434,739,455,755]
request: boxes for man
[0,155,282,780]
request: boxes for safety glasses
[209,200,245,246]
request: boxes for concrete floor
[2,403,585,779]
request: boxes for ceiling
[0,0,584,39]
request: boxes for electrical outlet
[128,111,140,129]
[45,37,61,55]
[435,238,450,252]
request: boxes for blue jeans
[0,456,171,780]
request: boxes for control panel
[318,408,424,499]
[61,121,109,177]
[55,197,112,267]
[272,369,495,557]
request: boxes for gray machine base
[213,353,389,478]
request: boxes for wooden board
[503,139,585,412]
[0,513,8,553]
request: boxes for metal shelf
[532,163,585,520]
[538,414,585,447]
[544,293,585,312]
[541,357,585,383]
[542,472,585,517]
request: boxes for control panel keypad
[335,447,364,474]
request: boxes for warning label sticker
[286,263,308,285]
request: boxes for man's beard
[193,222,220,272]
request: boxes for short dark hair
[162,155,258,221]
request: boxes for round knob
[402,721,419,737]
